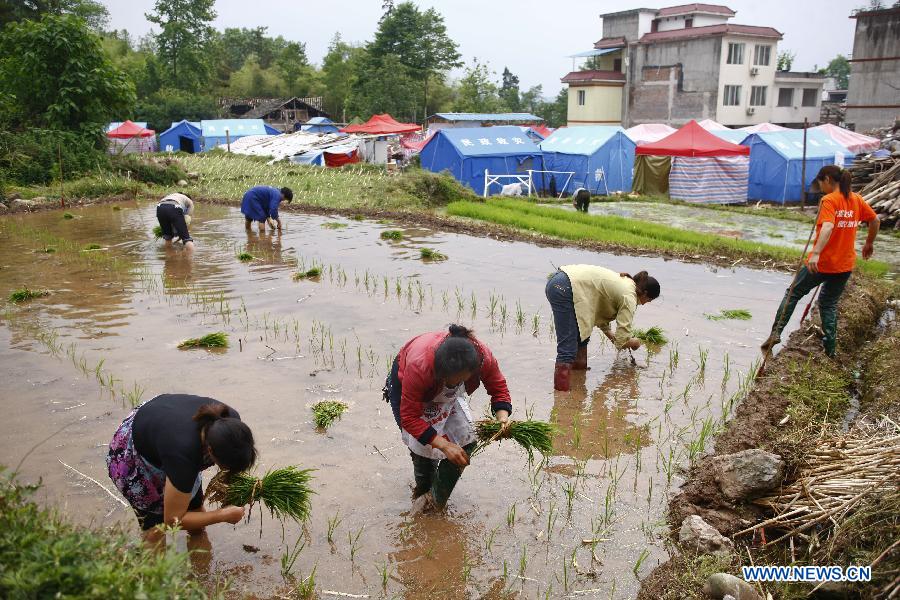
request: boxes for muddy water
[550,201,900,277]
[0,203,802,598]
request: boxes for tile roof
[561,70,627,84]
[639,23,781,43]
[657,3,735,17]
[593,36,627,49]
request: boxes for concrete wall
[602,12,641,42]
[716,36,778,126]
[627,37,721,126]
[771,75,823,125]
[592,50,624,72]
[567,84,624,125]
[656,14,728,31]
[845,10,900,131]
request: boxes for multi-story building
[845,6,900,132]
[563,3,825,128]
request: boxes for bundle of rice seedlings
[633,326,667,346]
[706,309,752,321]
[83,243,103,251]
[178,332,228,349]
[473,419,557,461]
[9,287,50,303]
[419,248,447,261]
[41,246,56,254]
[311,400,348,429]
[237,252,254,262]
[321,222,347,229]
[152,225,163,238]
[206,466,315,525]
[62,212,75,220]
[380,230,403,241]
[293,267,322,280]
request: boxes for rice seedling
[9,287,50,303]
[237,251,254,262]
[311,400,348,430]
[485,525,499,554]
[419,247,447,261]
[519,545,528,577]
[377,560,391,590]
[321,222,347,229]
[473,419,556,461]
[507,503,516,527]
[348,526,363,561]
[545,500,558,541]
[83,243,103,250]
[531,313,540,336]
[633,548,650,577]
[562,482,576,519]
[706,308,752,321]
[633,326,667,346]
[206,466,315,525]
[515,300,525,329]
[280,536,306,581]
[380,230,403,241]
[62,212,75,219]
[152,225,163,238]
[697,346,709,380]
[294,565,316,599]
[178,332,228,349]
[470,291,478,315]
[293,267,322,280]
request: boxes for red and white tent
[697,118,729,131]
[739,122,787,134]
[625,123,677,145]
[107,120,157,154]
[812,123,880,154]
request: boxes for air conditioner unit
[746,107,756,115]
[750,67,759,76]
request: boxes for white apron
[402,383,477,460]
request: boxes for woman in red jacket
[384,324,512,512]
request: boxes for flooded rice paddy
[0,202,803,598]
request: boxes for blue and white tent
[159,120,202,153]
[538,126,636,194]
[302,117,340,133]
[742,130,854,203]
[708,128,750,145]
[200,119,270,150]
[419,126,544,195]
[264,123,282,135]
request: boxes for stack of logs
[857,160,900,229]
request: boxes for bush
[135,88,219,133]
[0,129,107,186]
[400,168,475,206]
[109,154,187,186]
[65,174,143,199]
[0,472,209,598]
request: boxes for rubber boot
[554,363,572,392]
[572,346,589,370]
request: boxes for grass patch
[706,309,752,321]
[640,554,738,600]
[207,466,314,525]
[445,199,890,276]
[62,212,75,219]
[237,252,254,262]
[178,332,229,349]
[380,230,403,241]
[9,287,50,303]
[0,473,209,598]
[777,359,850,437]
[82,243,103,251]
[311,400,348,430]
[473,419,556,462]
[321,222,347,229]
[634,326,668,346]
[293,267,322,280]
[419,247,447,261]
[152,225,163,238]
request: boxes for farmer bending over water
[156,192,194,250]
[241,185,293,232]
[761,165,880,357]
[384,325,512,513]
[107,394,256,548]
[546,266,660,391]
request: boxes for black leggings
[156,203,192,242]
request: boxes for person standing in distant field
[156,192,195,250]
[573,188,591,213]
[240,186,293,232]
[761,165,880,357]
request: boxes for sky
[103,0,861,97]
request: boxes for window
[750,85,767,106]
[613,58,622,72]
[802,88,818,107]
[777,87,794,107]
[577,90,586,106]
[753,45,771,66]
[651,19,659,32]
[685,18,693,28]
[727,42,745,65]
[723,85,742,106]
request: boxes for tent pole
[800,117,808,209]
[226,131,231,153]
[58,143,65,208]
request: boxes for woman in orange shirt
[762,165,880,357]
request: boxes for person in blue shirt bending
[240,186,293,231]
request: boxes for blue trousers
[545,271,589,363]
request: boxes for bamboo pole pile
[857,159,900,229]
[735,433,900,546]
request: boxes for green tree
[499,67,521,112]
[322,33,364,119]
[0,14,134,131]
[776,50,795,71]
[276,41,314,97]
[539,88,568,128]
[367,2,461,117]
[819,55,850,90]
[146,0,216,90]
[453,59,503,113]
[346,54,419,121]
[0,0,109,30]
[520,85,543,115]
[135,87,218,132]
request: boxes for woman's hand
[625,337,642,350]
[219,505,245,524]
[431,436,470,467]
[495,409,510,435]
[808,251,820,273]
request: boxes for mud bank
[638,275,897,599]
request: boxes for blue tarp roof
[200,119,268,137]
[568,47,620,58]
[748,129,852,160]
[302,117,339,133]
[264,123,282,135]
[429,112,542,122]
[538,126,635,194]
[420,126,544,195]
[709,128,750,145]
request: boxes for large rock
[712,449,785,500]
[703,573,762,600]
[0,202,7,214]
[10,198,34,212]
[678,515,734,556]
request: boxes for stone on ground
[678,515,734,556]
[712,449,785,500]
[703,573,762,600]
